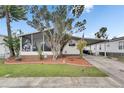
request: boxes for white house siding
[87,44,100,55]
[84,46,90,50]
[106,40,124,53]
[86,39,124,56]
[0,35,10,58]
[62,40,80,55]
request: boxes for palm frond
[0,6,5,18]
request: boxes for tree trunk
[52,51,57,61]
[59,46,64,57]
[60,50,63,57]
[6,10,15,57]
[52,48,59,62]
[80,50,83,58]
[59,41,69,57]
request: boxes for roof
[84,38,108,45]
[19,29,109,45]
[110,36,124,42]
[19,28,53,37]
[72,36,108,45]
[0,34,7,37]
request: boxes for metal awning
[72,36,108,45]
[84,38,108,45]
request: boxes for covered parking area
[72,36,108,56]
[83,37,108,56]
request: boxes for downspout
[95,44,97,56]
[90,45,91,55]
[20,36,22,55]
[104,42,107,57]
[43,32,44,53]
[31,34,33,52]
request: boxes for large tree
[95,27,108,39]
[0,5,27,56]
[27,5,86,60]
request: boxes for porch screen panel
[44,34,51,51]
[32,32,43,51]
[22,35,31,52]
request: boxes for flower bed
[5,56,92,67]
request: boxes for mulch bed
[65,56,92,67]
[4,56,92,67]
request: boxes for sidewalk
[0,77,121,88]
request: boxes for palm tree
[71,5,85,18]
[0,5,27,56]
[95,27,108,39]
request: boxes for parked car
[83,50,92,55]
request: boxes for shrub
[77,39,87,58]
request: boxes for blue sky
[0,5,124,39]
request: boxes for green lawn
[0,59,107,77]
[116,56,124,63]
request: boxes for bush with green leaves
[4,36,20,57]
[77,39,87,58]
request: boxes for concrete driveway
[84,55,124,87]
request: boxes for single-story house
[0,35,10,58]
[19,29,106,58]
[3,29,123,59]
[85,36,124,57]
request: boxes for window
[123,41,124,49]
[22,35,31,52]
[44,42,51,51]
[99,44,101,50]
[119,42,121,50]
[118,41,123,50]
[69,40,75,46]
[122,41,124,49]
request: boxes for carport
[84,38,108,56]
[72,36,108,56]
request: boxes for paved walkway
[0,77,121,88]
[84,55,124,87]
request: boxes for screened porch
[20,31,52,55]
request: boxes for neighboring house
[0,35,10,58]
[85,36,124,57]
[19,29,106,57]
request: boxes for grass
[0,60,107,77]
[107,56,124,63]
[116,56,124,63]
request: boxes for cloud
[84,5,94,13]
